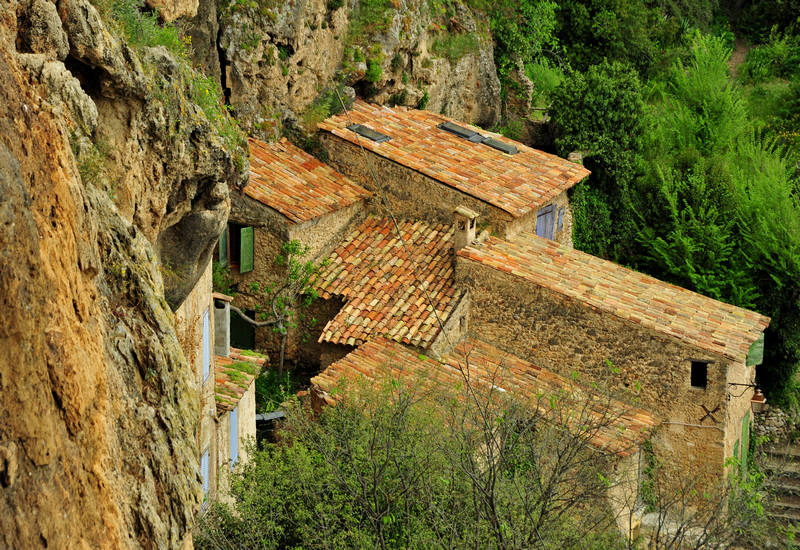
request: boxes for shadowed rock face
[0,0,239,546]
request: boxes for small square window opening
[691,361,708,388]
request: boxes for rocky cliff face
[0,0,240,546]
[0,0,502,546]
[185,0,502,139]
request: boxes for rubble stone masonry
[321,133,570,241]
[455,255,753,482]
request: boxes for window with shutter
[217,226,228,265]
[202,308,210,383]
[230,406,239,468]
[536,205,555,240]
[239,227,254,274]
[557,207,565,232]
[200,448,209,497]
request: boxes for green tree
[549,60,645,259]
[195,376,636,549]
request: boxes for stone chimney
[453,206,479,253]
[213,292,233,357]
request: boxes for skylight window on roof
[347,124,391,143]
[437,122,485,143]
[481,137,518,155]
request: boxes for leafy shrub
[254,368,293,413]
[196,379,630,549]
[739,30,800,83]
[416,88,429,109]
[525,57,564,108]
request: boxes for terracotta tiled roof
[316,216,463,348]
[245,137,371,223]
[458,234,770,360]
[318,101,590,218]
[214,347,266,413]
[312,337,657,456]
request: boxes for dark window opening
[229,222,243,268]
[458,220,466,230]
[691,361,708,388]
[231,308,256,349]
[469,218,476,229]
[347,123,391,143]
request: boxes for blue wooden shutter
[557,207,565,232]
[536,205,555,240]
[202,308,210,382]
[218,226,228,265]
[240,227,254,274]
[200,449,209,497]
[230,406,239,468]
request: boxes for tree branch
[230,305,277,327]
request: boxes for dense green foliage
[550,60,644,258]
[196,381,629,549]
[548,30,800,404]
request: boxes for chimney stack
[453,206,479,253]
[213,292,233,357]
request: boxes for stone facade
[226,191,366,367]
[454,254,755,483]
[215,382,257,500]
[174,261,218,501]
[174,261,261,505]
[320,133,573,245]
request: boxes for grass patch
[99,0,188,59]
[431,33,480,62]
[347,0,393,44]
[190,74,245,154]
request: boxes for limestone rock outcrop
[0,0,241,546]
[185,0,501,139]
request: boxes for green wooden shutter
[240,226,254,273]
[218,226,228,265]
[741,411,750,475]
[746,333,764,366]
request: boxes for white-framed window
[202,307,211,383]
[230,406,239,468]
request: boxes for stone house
[173,261,264,506]
[318,100,589,246]
[219,137,371,359]
[221,102,769,513]
[454,232,769,483]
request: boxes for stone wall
[320,133,517,235]
[174,261,218,499]
[430,290,471,358]
[229,194,364,366]
[321,133,575,247]
[288,200,367,262]
[455,255,735,481]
